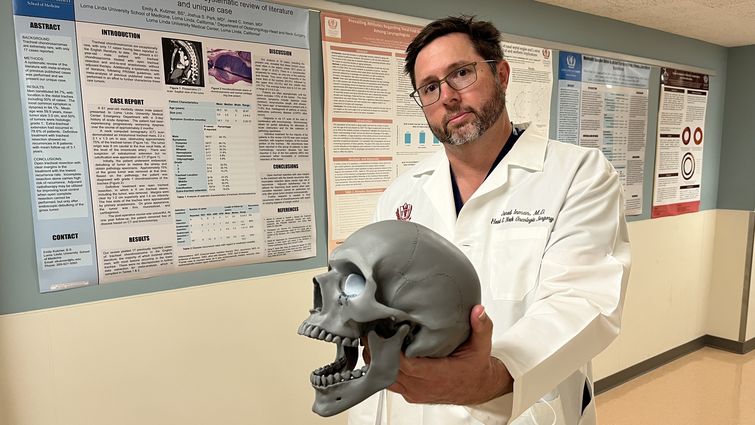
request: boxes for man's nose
[439,81,461,105]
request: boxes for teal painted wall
[718,45,755,211]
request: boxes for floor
[595,347,755,425]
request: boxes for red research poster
[321,12,435,252]
[651,68,709,218]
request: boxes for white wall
[593,210,716,380]
[0,270,347,425]
[594,209,754,380]
[705,209,752,341]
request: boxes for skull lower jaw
[312,363,384,417]
[310,326,409,417]
[310,343,360,388]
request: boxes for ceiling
[534,0,755,47]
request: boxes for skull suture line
[299,220,481,417]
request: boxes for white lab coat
[348,126,631,425]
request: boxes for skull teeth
[297,321,360,347]
[310,365,369,387]
[314,355,346,376]
[301,320,365,389]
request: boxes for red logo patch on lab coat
[395,203,412,221]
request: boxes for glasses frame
[409,60,498,108]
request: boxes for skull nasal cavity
[313,279,323,310]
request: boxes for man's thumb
[470,304,492,335]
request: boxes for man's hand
[365,305,514,405]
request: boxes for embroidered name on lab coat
[490,208,554,225]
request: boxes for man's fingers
[398,352,433,375]
[397,352,450,377]
[387,381,407,395]
[397,351,414,373]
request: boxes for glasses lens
[412,62,483,107]
[446,63,477,91]
[418,82,440,106]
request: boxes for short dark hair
[405,16,503,88]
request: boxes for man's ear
[496,60,511,91]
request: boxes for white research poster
[557,51,651,216]
[13,0,314,292]
[651,67,708,218]
[321,10,553,251]
[503,42,552,138]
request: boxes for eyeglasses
[409,60,497,107]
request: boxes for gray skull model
[298,220,481,417]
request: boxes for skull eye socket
[342,273,366,297]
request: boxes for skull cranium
[298,220,481,416]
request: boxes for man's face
[413,33,508,146]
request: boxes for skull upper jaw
[311,326,410,417]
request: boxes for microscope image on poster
[162,38,205,87]
[298,220,481,417]
[207,48,253,86]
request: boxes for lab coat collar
[414,123,548,230]
[410,123,547,177]
[469,122,548,202]
[502,122,548,172]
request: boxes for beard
[430,82,506,146]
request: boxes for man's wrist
[487,356,514,402]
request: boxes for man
[348,15,630,425]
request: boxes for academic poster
[651,67,709,218]
[13,0,314,292]
[557,51,651,216]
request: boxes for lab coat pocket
[489,226,548,301]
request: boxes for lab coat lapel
[419,151,457,235]
[469,127,548,201]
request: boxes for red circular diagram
[681,127,691,145]
[694,127,703,145]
